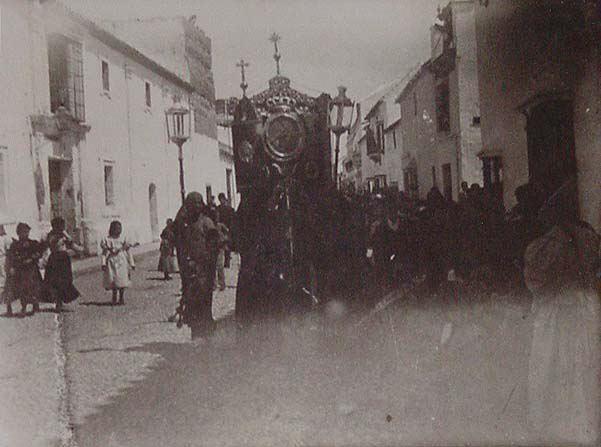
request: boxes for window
[472,116,481,127]
[48,34,85,121]
[431,166,437,188]
[376,122,385,153]
[392,130,397,149]
[0,147,7,213]
[205,185,213,205]
[367,178,375,193]
[101,60,110,92]
[436,79,450,132]
[104,163,115,206]
[374,175,387,193]
[442,163,452,200]
[145,82,152,107]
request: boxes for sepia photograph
[0,0,600,446]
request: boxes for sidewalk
[71,241,160,275]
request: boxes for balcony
[365,126,383,162]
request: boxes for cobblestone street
[0,250,539,446]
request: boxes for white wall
[475,0,600,231]
[0,1,46,238]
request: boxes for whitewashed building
[0,0,233,253]
[476,0,601,231]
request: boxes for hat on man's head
[185,192,204,204]
[16,222,31,234]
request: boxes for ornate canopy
[250,75,315,115]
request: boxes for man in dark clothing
[173,192,220,339]
[217,192,236,268]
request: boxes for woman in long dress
[6,223,44,315]
[524,179,600,444]
[43,217,83,312]
[100,221,135,305]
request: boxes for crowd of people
[0,173,598,440]
[326,180,552,300]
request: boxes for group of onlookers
[0,217,139,315]
[0,190,235,320]
[0,219,83,316]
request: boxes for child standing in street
[100,221,135,306]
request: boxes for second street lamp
[165,97,191,205]
[329,86,354,188]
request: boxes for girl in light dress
[100,221,135,306]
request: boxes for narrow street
[2,251,536,446]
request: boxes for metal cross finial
[236,58,250,96]
[269,32,282,76]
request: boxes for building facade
[475,0,601,231]
[0,0,232,253]
[393,1,483,202]
[102,15,235,209]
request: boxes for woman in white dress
[100,221,135,305]
[524,179,600,445]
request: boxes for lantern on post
[329,86,354,188]
[165,96,191,204]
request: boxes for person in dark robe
[173,192,220,339]
[6,223,44,315]
[43,217,82,312]
[158,219,177,280]
[217,193,235,267]
[423,187,448,294]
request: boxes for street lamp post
[329,86,354,188]
[165,97,191,204]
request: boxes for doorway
[148,183,159,241]
[526,99,577,197]
[442,163,452,201]
[48,158,76,234]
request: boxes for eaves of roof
[364,99,383,121]
[395,60,432,104]
[384,118,401,132]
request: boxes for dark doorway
[442,163,452,201]
[48,159,76,234]
[526,100,577,197]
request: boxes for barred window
[48,34,85,121]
